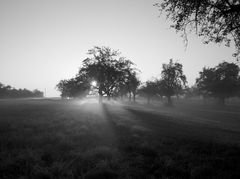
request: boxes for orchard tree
[79,46,137,103]
[56,73,90,99]
[138,80,159,104]
[154,0,240,58]
[125,71,141,103]
[56,46,139,103]
[196,61,240,105]
[56,79,69,98]
[160,59,187,105]
[184,85,201,99]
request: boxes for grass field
[0,98,240,179]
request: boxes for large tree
[79,46,137,103]
[160,59,187,105]
[154,0,240,58]
[196,61,240,104]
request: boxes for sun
[91,81,97,87]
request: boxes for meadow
[0,98,240,179]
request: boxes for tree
[160,59,187,105]
[124,71,141,103]
[138,80,159,104]
[154,0,240,58]
[196,61,240,105]
[79,46,137,103]
[33,89,44,97]
[56,79,69,98]
[56,74,91,99]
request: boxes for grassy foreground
[0,98,240,179]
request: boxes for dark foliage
[139,59,187,105]
[56,46,140,103]
[154,0,240,58]
[56,73,91,99]
[0,82,43,98]
[196,61,240,104]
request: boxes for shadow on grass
[0,101,240,178]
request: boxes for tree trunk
[98,88,103,104]
[107,95,110,101]
[147,96,150,104]
[167,96,172,106]
[218,97,225,105]
[129,92,132,102]
[133,93,136,103]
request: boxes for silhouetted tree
[125,71,141,103]
[160,59,187,106]
[56,80,69,98]
[79,46,137,103]
[56,73,90,99]
[196,61,240,105]
[154,0,240,58]
[138,80,159,104]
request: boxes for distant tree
[184,85,201,99]
[196,61,240,105]
[0,82,43,98]
[160,59,187,106]
[154,0,240,58]
[138,80,159,104]
[125,71,141,103]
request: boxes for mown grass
[0,99,240,178]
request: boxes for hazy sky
[0,0,236,97]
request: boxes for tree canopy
[160,59,187,105]
[56,46,139,103]
[79,46,139,103]
[154,0,240,58]
[138,60,187,105]
[196,61,240,104]
[138,80,160,104]
[56,74,90,99]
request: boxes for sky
[0,0,237,97]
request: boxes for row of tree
[138,59,186,105]
[139,61,240,105]
[0,83,44,99]
[56,46,240,105]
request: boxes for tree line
[56,46,240,105]
[0,83,43,99]
[139,61,240,105]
